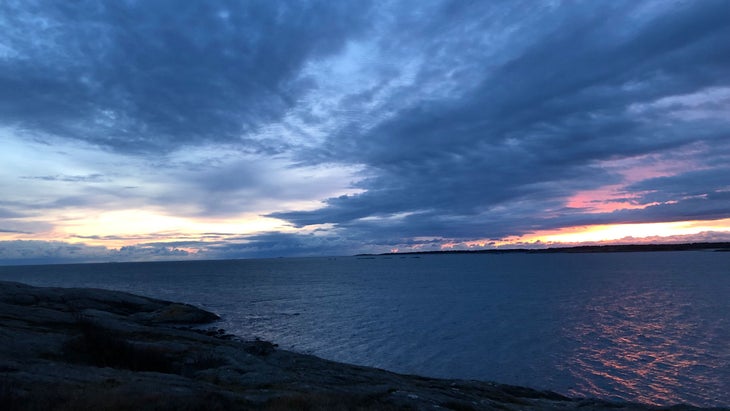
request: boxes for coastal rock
[0,281,720,410]
[132,302,221,324]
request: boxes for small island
[0,281,715,410]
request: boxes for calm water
[0,252,727,407]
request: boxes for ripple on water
[0,252,727,407]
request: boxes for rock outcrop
[0,281,718,410]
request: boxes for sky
[1,0,730,264]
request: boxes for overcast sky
[1,0,729,264]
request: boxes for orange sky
[440,218,730,251]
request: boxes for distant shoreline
[355,241,730,257]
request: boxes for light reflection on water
[0,252,728,407]
[565,288,715,405]
[558,262,729,407]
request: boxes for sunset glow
[61,211,292,248]
[565,186,655,213]
[510,218,730,246]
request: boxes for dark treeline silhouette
[357,242,730,257]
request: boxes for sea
[0,251,727,408]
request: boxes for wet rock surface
[0,281,721,410]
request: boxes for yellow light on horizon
[524,218,730,244]
[53,209,294,248]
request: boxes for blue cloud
[273,0,730,241]
[0,1,373,152]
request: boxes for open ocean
[0,251,727,407]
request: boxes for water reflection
[1,253,727,407]
[563,286,722,406]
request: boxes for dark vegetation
[61,316,229,376]
[357,242,730,257]
[0,379,242,411]
[262,392,413,411]
[1,377,415,411]
[63,317,177,373]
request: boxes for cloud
[271,1,730,244]
[0,207,26,219]
[1,1,729,261]
[626,168,730,205]
[203,232,350,259]
[0,134,361,226]
[0,240,192,265]
[20,174,107,183]
[0,1,374,153]
[161,152,364,217]
[0,229,30,234]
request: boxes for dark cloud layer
[273,0,730,243]
[1,1,729,262]
[0,240,189,265]
[1,0,372,152]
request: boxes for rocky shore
[0,281,720,410]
